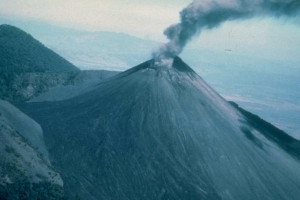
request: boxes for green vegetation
[0,24,79,73]
[0,181,65,200]
[0,72,79,101]
[0,24,81,101]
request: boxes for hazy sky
[0,0,188,39]
[0,0,300,61]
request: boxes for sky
[0,0,300,61]
[0,0,188,40]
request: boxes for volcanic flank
[16,57,300,200]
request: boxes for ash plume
[153,0,300,68]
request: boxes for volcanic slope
[16,57,300,200]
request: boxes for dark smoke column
[153,0,300,68]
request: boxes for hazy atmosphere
[1,0,300,51]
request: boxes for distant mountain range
[42,30,157,70]
[5,22,157,70]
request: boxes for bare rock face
[16,57,300,200]
[0,100,64,199]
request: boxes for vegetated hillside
[0,70,118,102]
[15,57,300,200]
[0,24,79,73]
[0,100,64,199]
[0,72,78,101]
[0,24,119,101]
[30,70,119,102]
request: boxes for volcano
[16,57,300,200]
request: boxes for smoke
[153,0,300,68]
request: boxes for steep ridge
[0,24,79,73]
[0,24,82,101]
[15,57,300,200]
[0,24,119,102]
